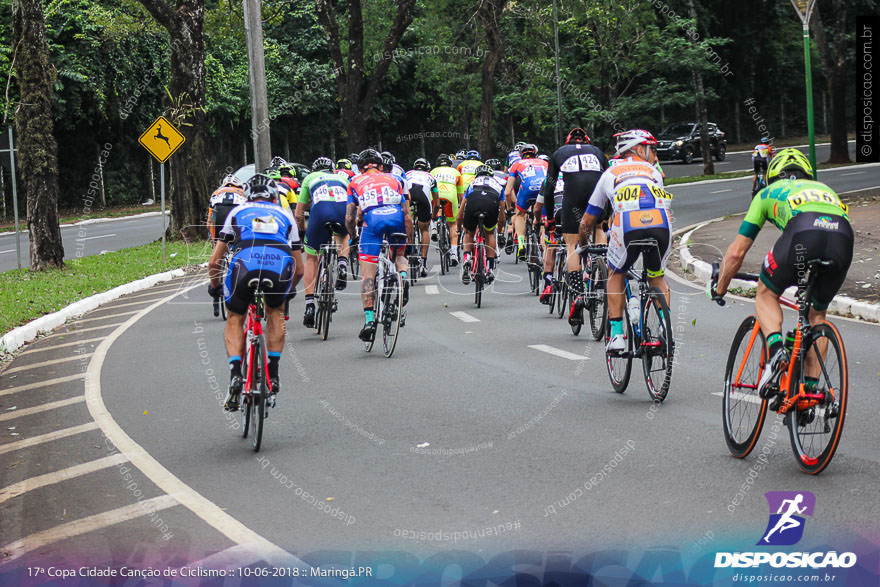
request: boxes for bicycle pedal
[768,394,783,412]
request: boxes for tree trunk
[812,1,850,163]
[12,0,64,270]
[137,0,209,240]
[477,0,507,157]
[688,0,714,175]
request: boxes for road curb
[0,267,186,354]
[674,220,880,323]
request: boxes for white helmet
[613,129,658,157]
[222,174,244,189]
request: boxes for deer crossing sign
[139,116,185,163]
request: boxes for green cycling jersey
[739,179,849,240]
[297,171,350,205]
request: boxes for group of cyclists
[204,129,854,419]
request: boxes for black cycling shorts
[463,194,500,232]
[760,212,853,310]
[610,226,671,277]
[224,244,295,315]
[753,158,768,175]
[409,186,432,223]
[561,194,587,235]
[210,204,236,240]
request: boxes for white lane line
[425,285,439,295]
[3,353,93,375]
[97,299,166,311]
[42,323,121,337]
[0,453,128,505]
[430,265,440,273]
[841,171,865,176]
[0,422,99,455]
[528,344,589,361]
[449,311,480,323]
[116,286,185,301]
[710,189,732,194]
[18,337,106,355]
[710,391,763,405]
[0,374,85,398]
[75,310,139,324]
[0,396,85,422]
[85,281,301,563]
[74,234,116,241]
[0,494,178,562]
[0,249,15,254]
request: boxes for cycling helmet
[474,164,494,178]
[380,152,395,171]
[278,163,296,178]
[347,152,360,164]
[263,167,282,180]
[380,151,395,163]
[767,148,814,183]
[222,174,243,189]
[358,148,383,170]
[413,157,430,171]
[514,141,526,151]
[312,156,334,172]
[270,156,287,168]
[520,143,538,158]
[760,136,772,145]
[565,127,590,144]
[485,158,503,170]
[336,158,352,170]
[613,129,658,157]
[455,150,467,159]
[537,154,550,162]
[245,173,279,203]
[465,150,481,161]
[436,153,452,167]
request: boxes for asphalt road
[661,140,856,178]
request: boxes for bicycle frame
[244,291,268,395]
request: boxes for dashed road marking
[528,344,589,361]
[711,391,762,405]
[3,353,93,375]
[76,310,140,324]
[0,374,85,397]
[17,337,105,355]
[0,396,85,422]
[0,422,99,455]
[710,189,732,194]
[74,234,116,241]
[449,311,480,323]
[0,453,128,505]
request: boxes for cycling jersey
[335,168,356,180]
[456,159,483,193]
[298,171,350,255]
[508,157,549,210]
[542,143,607,234]
[390,163,407,185]
[587,155,671,276]
[463,176,505,232]
[739,179,849,240]
[752,144,773,175]
[506,150,521,168]
[405,169,438,223]
[347,171,408,262]
[463,175,506,201]
[430,165,462,220]
[208,187,247,240]
[536,177,564,217]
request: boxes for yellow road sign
[139,116,185,163]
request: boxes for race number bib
[361,185,401,208]
[251,216,279,234]
[787,189,847,213]
[560,154,601,172]
[313,184,348,203]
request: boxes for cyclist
[458,164,506,285]
[430,154,462,268]
[533,173,564,304]
[335,158,356,180]
[453,149,467,168]
[457,150,483,186]
[578,129,671,350]
[506,141,525,172]
[381,151,407,184]
[752,138,774,196]
[504,143,548,259]
[207,174,246,242]
[405,158,440,277]
[541,127,608,304]
[712,148,853,396]
[296,157,351,329]
[208,174,304,411]
[347,152,361,175]
[346,148,414,342]
[265,166,296,212]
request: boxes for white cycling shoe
[605,333,627,353]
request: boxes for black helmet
[380,152,395,170]
[270,156,287,168]
[436,153,452,167]
[348,152,360,164]
[485,158,503,170]
[474,164,494,178]
[413,158,429,171]
[245,173,279,203]
[312,156,333,172]
[380,150,395,163]
[565,127,589,144]
[358,148,383,169]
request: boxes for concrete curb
[0,210,168,236]
[675,221,880,323]
[0,267,186,354]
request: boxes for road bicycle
[524,211,542,295]
[569,243,609,339]
[549,230,567,318]
[436,213,451,275]
[408,222,422,285]
[314,222,342,341]
[363,234,406,358]
[469,212,490,308]
[212,251,231,321]
[604,239,675,402]
[752,173,767,198]
[240,279,275,452]
[710,260,848,474]
[349,232,360,279]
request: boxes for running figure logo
[758,491,816,546]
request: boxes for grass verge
[0,238,211,334]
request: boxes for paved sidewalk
[674,192,880,304]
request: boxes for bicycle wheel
[438,223,449,275]
[363,274,379,353]
[788,321,848,474]
[722,316,769,458]
[528,236,540,295]
[641,287,674,402]
[474,239,484,308]
[606,309,633,393]
[240,339,252,438]
[251,335,266,451]
[319,274,332,341]
[588,258,608,340]
[556,255,567,319]
[382,272,403,357]
[350,248,360,279]
[569,288,583,336]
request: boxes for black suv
[656,122,727,164]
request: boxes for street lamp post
[790,0,817,178]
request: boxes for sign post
[0,127,21,269]
[790,0,818,178]
[138,115,185,263]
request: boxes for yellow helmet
[767,148,813,183]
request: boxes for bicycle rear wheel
[382,272,403,357]
[240,339,252,438]
[722,316,768,458]
[474,239,484,308]
[438,223,449,275]
[606,309,633,393]
[251,335,266,451]
[528,235,540,295]
[641,287,674,402]
[350,248,360,279]
[588,258,608,340]
[788,321,847,474]
[556,254,567,319]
